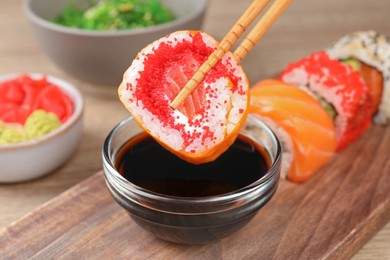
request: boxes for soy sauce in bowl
[116,133,269,197]
[103,115,281,244]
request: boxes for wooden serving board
[1,126,389,259]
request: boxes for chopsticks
[234,0,292,63]
[170,0,292,109]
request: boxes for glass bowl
[102,114,281,245]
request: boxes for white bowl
[0,73,84,183]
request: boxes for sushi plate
[0,126,389,259]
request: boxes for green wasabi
[25,110,61,139]
[0,127,27,144]
[53,0,175,31]
[0,111,62,145]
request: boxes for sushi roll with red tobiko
[118,31,249,164]
[279,51,372,151]
[326,30,390,125]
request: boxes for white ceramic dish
[0,73,84,183]
[24,0,209,86]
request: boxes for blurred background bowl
[23,0,209,86]
[0,73,84,183]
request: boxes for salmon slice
[359,62,384,115]
[249,79,337,183]
[118,31,249,164]
[165,54,206,120]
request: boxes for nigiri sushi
[279,51,372,151]
[118,30,249,164]
[326,30,390,125]
[249,79,337,183]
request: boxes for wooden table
[0,0,389,259]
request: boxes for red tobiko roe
[279,51,372,151]
[132,32,243,144]
[119,30,250,164]
[0,74,74,124]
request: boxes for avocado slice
[341,57,361,72]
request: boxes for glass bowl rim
[102,114,282,205]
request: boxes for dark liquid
[116,133,270,197]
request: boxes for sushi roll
[279,51,372,151]
[326,30,390,125]
[118,31,249,164]
[249,79,337,183]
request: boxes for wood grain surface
[1,0,390,259]
[1,122,389,259]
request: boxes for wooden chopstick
[170,0,271,109]
[234,0,293,63]
[170,0,292,109]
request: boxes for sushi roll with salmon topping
[118,30,249,164]
[249,79,337,183]
[279,51,373,151]
[326,30,390,125]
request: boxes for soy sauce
[116,133,270,197]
